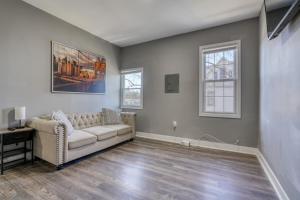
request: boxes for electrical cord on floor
[197,134,240,145]
[198,134,226,143]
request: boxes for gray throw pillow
[102,108,122,125]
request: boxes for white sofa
[28,112,136,168]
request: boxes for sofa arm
[28,117,62,135]
[121,112,136,135]
[27,117,67,167]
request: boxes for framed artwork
[51,41,106,94]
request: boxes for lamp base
[16,120,24,129]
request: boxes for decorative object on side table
[0,127,35,175]
[15,106,26,129]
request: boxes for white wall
[259,8,300,200]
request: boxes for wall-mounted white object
[172,121,177,131]
[172,121,177,128]
[15,106,26,128]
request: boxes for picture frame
[51,41,106,94]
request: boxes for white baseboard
[256,151,290,200]
[136,132,290,200]
[136,132,258,155]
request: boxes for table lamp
[15,106,26,129]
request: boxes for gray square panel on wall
[165,74,179,93]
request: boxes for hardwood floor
[0,138,278,200]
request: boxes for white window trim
[120,67,144,109]
[199,40,241,119]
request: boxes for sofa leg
[56,164,64,170]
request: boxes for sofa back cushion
[102,108,122,125]
[67,112,103,130]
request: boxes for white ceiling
[22,0,263,47]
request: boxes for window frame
[199,40,241,119]
[120,67,144,109]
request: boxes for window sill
[121,106,143,110]
[199,112,241,119]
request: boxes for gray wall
[121,18,259,147]
[259,8,300,200]
[0,0,120,128]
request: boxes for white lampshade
[15,106,26,120]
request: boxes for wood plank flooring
[0,138,278,200]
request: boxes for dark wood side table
[0,127,35,175]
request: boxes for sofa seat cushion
[82,126,117,141]
[68,130,97,150]
[103,124,132,135]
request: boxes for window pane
[215,52,223,64]
[205,65,214,80]
[224,97,235,113]
[205,82,214,96]
[214,81,223,97]
[224,81,234,97]
[224,64,235,79]
[123,89,141,107]
[224,49,234,64]
[205,53,214,80]
[205,53,215,65]
[214,65,225,80]
[205,97,215,112]
[124,72,141,89]
[215,97,224,112]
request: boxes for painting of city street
[52,42,106,94]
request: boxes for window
[199,41,241,118]
[121,68,143,109]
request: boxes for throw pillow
[102,108,122,125]
[52,110,74,136]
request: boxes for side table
[0,127,35,175]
